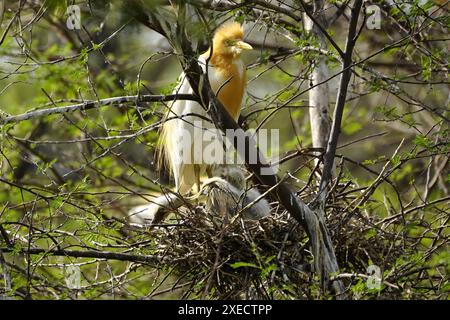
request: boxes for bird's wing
[159,56,213,192]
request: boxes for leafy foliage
[0,0,448,300]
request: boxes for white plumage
[158,22,252,194]
[159,57,219,195]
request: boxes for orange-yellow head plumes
[211,22,253,58]
[206,22,252,120]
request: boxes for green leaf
[413,134,433,149]
[364,229,377,240]
[229,262,260,269]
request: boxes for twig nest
[153,207,308,299]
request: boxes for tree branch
[317,0,363,205]
[304,0,332,157]
[298,0,345,58]
[0,247,159,265]
[0,94,199,125]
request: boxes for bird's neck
[201,49,246,121]
[203,50,241,74]
[211,53,239,71]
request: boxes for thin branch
[298,0,345,58]
[0,94,199,125]
[317,0,363,205]
[0,247,159,265]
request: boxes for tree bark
[304,0,332,152]
[318,0,364,206]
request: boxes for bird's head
[212,22,253,58]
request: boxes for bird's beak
[235,41,253,50]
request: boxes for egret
[158,22,253,194]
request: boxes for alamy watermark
[366,264,382,290]
[66,5,81,30]
[172,121,279,175]
[64,264,81,289]
[366,4,381,30]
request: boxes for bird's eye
[225,39,236,47]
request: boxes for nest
[136,176,409,299]
[152,205,313,299]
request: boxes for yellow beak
[235,40,253,50]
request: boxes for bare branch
[0,94,198,125]
[317,0,364,205]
